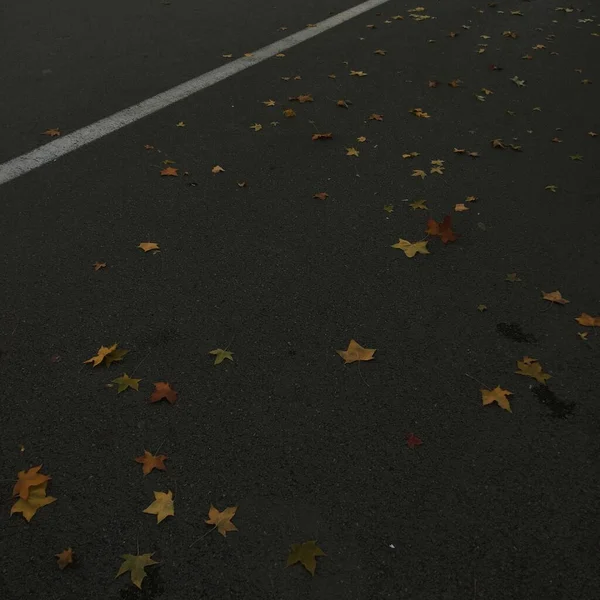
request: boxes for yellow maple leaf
[287,540,326,575]
[116,553,158,589]
[143,491,175,524]
[350,70,367,76]
[575,313,600,327]
[337,339,376,363]
[205,505,238,536]
[409,199,428,210]
[412,169,427,179]
[250,123,262,131]
[262,99,276,106]
[391,239,429,257]
[11,482,56,521]
[112,373,141,393]
[515,358,551,384]
[481,386,513,412]
[346,147,360,157]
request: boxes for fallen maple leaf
[391,239,430,257]
[409,198,428,210]
[477,304,487,312]
[481,386,513,412]
[287,541,325,575]
[84,343,128,367]
[505,273,521,282]
[545,185,558,192]
[209,348,234,365]
[112,373,141,393]
[428,80,439,88]
[453,148,466,154]
[13,466,50,499]
[176,121,185,127]
[575,313,600,327]
[289,94,313,103]
[144,490,174,524]
[374,49,386,55]
[454,203,469,212]
[588,132,598,137]
[430,166,444,175]
[149,381,178,404]
[406,433,423,449]
[135,450,168,475]
[283,108,296,118]
[336,99,349,108]
[312,132,332,141]
[515,357,551,384]
[412,169,427,179]
[313,192,328,200]
[250,123,262,131]
[491,139,505,149]
[357,136,367,143]
[43,128,61,137]
[383,204,394,213]
[346,147,359,157]
[426,216,458,243]
[160,167,178,176]
[410,107,431,118]
[262,99,276,107]
[138,242,159,253]
[11,482,56,521]
[93,261,107,271]
[337,340,376,363]
[350,70,367,77]
[206,505,238,536]
[369,113,383,121]
[56,548,74,570]
[542,291,569,305]
[211,165,225,174]
[448,79,462,88]
[578,332,589,340]
[116,553,158,589]
[466,195,477,202]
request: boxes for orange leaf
[150,381,178,404]
[336,339,375,364]
[56,548,74,570]
[481,386,513,412]
[138,242,159,252]
[575,313,600,327]
[43,128,61,137]
[160,167,178,176]
[542,291,569,305]
[135,450,168,475]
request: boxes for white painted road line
[0,0,391,187]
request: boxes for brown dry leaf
[515,358,551,385]
[428,80,439,88]
[289,94,313,103]
[455,203,469,212]
[374,49,387,55]
[93,262,107,271]
[138,242,159,253]
[13,466,50,500]
[56,548,74,570]
[426,215,458,243]
[143,490,174,524]
[402,151,419,159]
[409,198,428,210]
[431,159,444,166]
[410,108,431,118]
[357,136,367,143]
[250,123,262,131]
[453,148,466,154]
[262,99,276,107]
[337,339,376,363]
[589,132,598,137]
[212,165,225,173]
[11,481,56,521]
[275,53,285,58]
[346,147,359,157]
[481,386,513,412]
[283,108,296,118]
[135,450,168,475]
[176,121,185,127]
[206,505,238,536]
[43,128,61,137]
[160,167,178,176]
[542,291,569,305]
[575,313,600,327]
[448,79,462,88]
[312,132,333,141]
[244,53,254,57]
[336,99,349,108]
[150,382,178,404]
[350,70,368,77]
[313,192,328,200]
[491,139,505,149]
[412,169,427,179]
[391,239,430,258]
[369,113,383,121]
[287,541,325,576]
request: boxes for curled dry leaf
[454,203,469,212]
[212,165,225,174]
[542,291,569,305]
[313,192,328,200]
[289,94,313,103]
[138,242,159,252]
[312,132,332,141]
[336,99,349,108]
[412,169,426,179]
[93,262,107,271]
[43,128,61,136]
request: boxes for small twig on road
[131,352,151,376]
[189,525,217,548]
[465,372,489,389]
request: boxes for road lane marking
[0,0,391,186]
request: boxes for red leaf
[406,433,423,449]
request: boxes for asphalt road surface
[1,1,599,599]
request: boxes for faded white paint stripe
[0,0,391,186]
